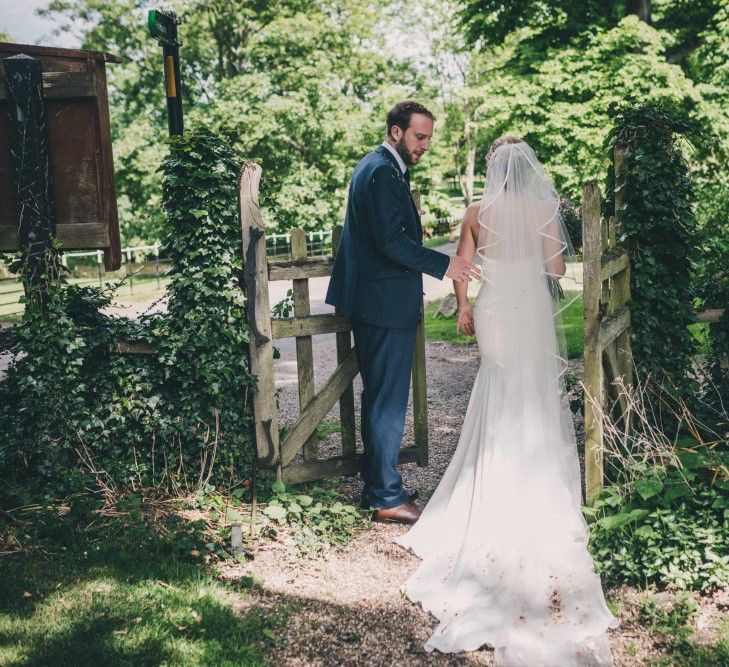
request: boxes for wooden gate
[581,147,633,502]
[239,162,430,484]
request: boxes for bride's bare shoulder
[462,202,481,227]
[460,202,481,240]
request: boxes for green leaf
[226,508,247,523]
[635,477,664,501]
[263,505,287,521]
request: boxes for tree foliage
[42,0,420,240]
[38,1,729,246]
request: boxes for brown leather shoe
[360,487,418,508]
[372,501,422,525]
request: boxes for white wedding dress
[396,142,618,666]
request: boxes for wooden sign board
[0,43,123,270]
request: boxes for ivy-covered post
[4,54,62,310]
[611,146,633,397]
[606,102,697,398]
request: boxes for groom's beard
[394,137,416,166]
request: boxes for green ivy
[587,447,729,592]
[148,128,258,490]
[694,181,729,408]
[0,127,257,502]
[605,99,699,397]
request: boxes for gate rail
[239,162,429,483]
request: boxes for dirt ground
[220,338,726,666]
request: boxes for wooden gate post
[290,228,318,461]
[239,162,280,469]
[582,151,634,503]
[332,225,357,459]
[582,182,604,503]
[411,189,429,466]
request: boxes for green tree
[458,1,624,55]
[42,0,421,240]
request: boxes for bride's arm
[455,204,479,336]
[542,209,566,279]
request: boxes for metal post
[148,10,183,136]
[96,249,103,286]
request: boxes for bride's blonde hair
[485,134,523,166]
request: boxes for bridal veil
[395,141,618,665]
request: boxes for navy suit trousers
[352,320,416,509]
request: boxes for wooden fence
[582,162,633,503]
[581,147,726,502]
[239,162,429,483]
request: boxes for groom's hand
[445,255,481,283]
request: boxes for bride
[395,135,619,665]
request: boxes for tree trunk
[458,119,476,207]
[626,0,651,23]
[464,130,475,207]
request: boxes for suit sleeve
[367,165,451,279]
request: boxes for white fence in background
[1,222,456,318]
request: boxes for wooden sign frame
[0,43,122,270]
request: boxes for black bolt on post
[148,9,183,136]
[4,54,62,311]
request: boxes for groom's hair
[386,101,436,137]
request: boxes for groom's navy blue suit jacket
[325,146,450,329]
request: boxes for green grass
[638,594,729,667]
[423,299,476,346]
[423,234,453,249]
[0,313,22,325]
[0,496,277,666]
[315,419,342,439]
[424,291,584,359]
[559,292,584,359]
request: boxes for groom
[326,101,478,525]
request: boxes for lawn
[0,496,277,666]
[424,291,584,359]
[422,233,453,249]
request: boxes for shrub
[0,128,257,503]
[588,448,729,592]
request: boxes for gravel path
[225,339,599,667]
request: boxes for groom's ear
[390,124,403,142]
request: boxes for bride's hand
[456,303,474,336]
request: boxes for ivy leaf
[635,477,664,501]
[263,505,287,521]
